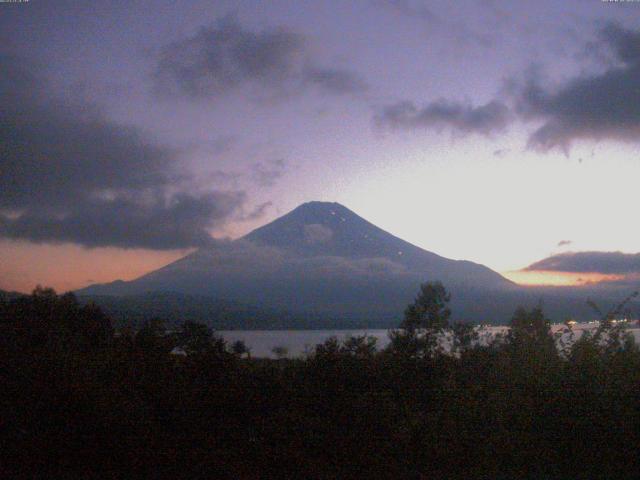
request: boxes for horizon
[1,199,633,294]
[2,1,640,294]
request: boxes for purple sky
[2,0,640,292]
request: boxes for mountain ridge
[78,201,517,324]
[244,201,512,286]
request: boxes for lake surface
[219,329,393,358]
[220,323,640,358]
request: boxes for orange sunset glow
[503,270,625,287]
[0,240,189,294]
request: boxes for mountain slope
[243,201,512,288]
[79,201,515,324]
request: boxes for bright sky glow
[1,1,640,293]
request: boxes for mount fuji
[78,201,519,326]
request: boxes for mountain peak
[242,201,384,257]
[240,201,512,286]
[297,200,343,209]
[287,201,354,219]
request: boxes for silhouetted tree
[175,320,217,355]
[341,334,378,359]
[507,306,555,355]
[135,317,174,354]
[452,321,478,355]
[586,291,639,355]
[0,286,113,353]
[231,339,250,358]
[402,281,451,333]
[2,284,640,478]
[389,281,451,358]
[314,336,340,357]
[272,345,288,359]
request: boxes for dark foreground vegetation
[1,285,639,479]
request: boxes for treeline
[1,284,639,479]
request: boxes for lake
[219,323,640,358]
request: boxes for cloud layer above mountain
[377,23,640,153]
[517,24,640,152]
[153,16,367,100]
[376,100,510,136]
[524,251,640,289]
[526,251,640,275]
[0,55,245,249]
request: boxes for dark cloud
[372,0,496,49]
[0,192,243,250]
[519,23,640,152]
[378,24,640,150]
[0,55,244,249]
[557,240,572,247]
[154,16,304,98]
[376,99,510,136]
[302,66,368,95]
[252,158,287,187]
[526,251,640,275]
[600,23,640,65]
[154,16,367,100]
